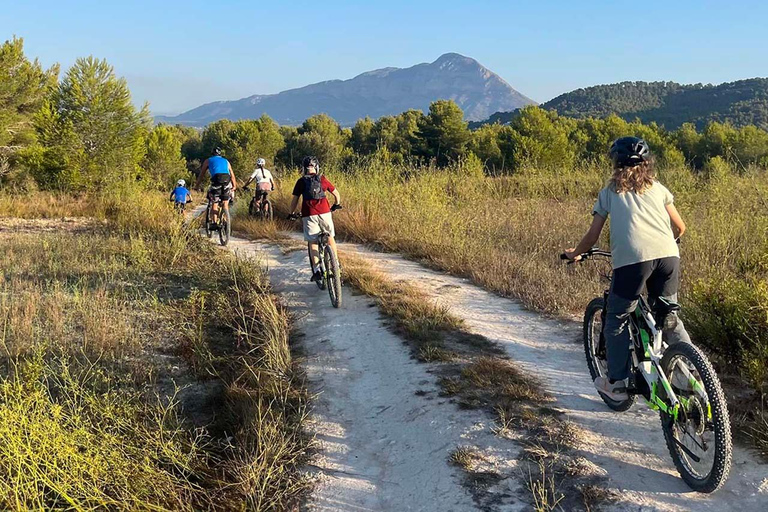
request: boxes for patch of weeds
[419,343,457,362]
[578,484,620,512]
[450,446,477,470]
[526,457,565,512]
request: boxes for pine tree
[0,36,58,179]
[35,56,149,190]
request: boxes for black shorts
[611,257,680,301]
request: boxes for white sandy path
[221,235,527,512]
[330,239,768,512]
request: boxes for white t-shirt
[249,167,273,184]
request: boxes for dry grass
[0,192,310,510]
[449,446,478,471]
[267,158,768,454]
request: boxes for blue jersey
[172,186,190,203]
[208,156,230,176]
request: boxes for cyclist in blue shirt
[170,179,191,209]
[195,147,238,227]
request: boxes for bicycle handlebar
[560,248,612,263]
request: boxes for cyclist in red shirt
[288,156,343,282]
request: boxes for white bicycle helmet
[257,158,266,167]
[177,179,186,187]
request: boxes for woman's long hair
[610,160,656,194]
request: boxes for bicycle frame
[630,297,681,419]
[578,248,702,422]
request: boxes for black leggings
[611,257,680,300]
[605,257,690,381]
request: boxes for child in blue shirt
[170,179,191,210]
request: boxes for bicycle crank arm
[671,436,702,463]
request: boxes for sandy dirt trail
[332,239,768,512]
[223,235,528,512]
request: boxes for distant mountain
[472,78,768,131]
[155,53,535,127]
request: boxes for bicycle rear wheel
[659,341,732,493]
[323,245,342,308]
[263,199,273,221]
[583,297,636,411]
[219,208,231,246]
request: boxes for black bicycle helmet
[213,147,222,156]
[609,137,650,167]
[302,155,319,172]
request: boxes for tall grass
[267,157,768,445]
[0,191,309,510]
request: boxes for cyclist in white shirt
[243,157,275,203]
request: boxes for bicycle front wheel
[583,297,635,411]
[205,205,213,238]
[659,341,732,493]
[323,245,342,308]
[219,208,231,246]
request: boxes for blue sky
[4,0,767,115]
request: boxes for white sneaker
[594,376,629,401]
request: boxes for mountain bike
[204,194,231,246]
[173,200,189,214]
[246,186,273,221]
[563,248,732,493]
[288,211,342,308]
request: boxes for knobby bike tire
[310,245,325,290]
[659,341,732,493]
[583,297,636,411]
[263,199,273,221]
[205,205,213,238]
[219,208,231,246]
[324,245,342,308]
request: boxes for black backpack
[302,174,326,201]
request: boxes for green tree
[141,125,187,187]
[351,117,376,155]
[199,115,284,179]
[470,123,504,172]
[0,36,58,180]
[33,56,149,190]
[500,106,575,171]
[674,122,703,166]
[286,114,350,169]
[417,100,470,166]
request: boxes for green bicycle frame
[631,302,682,420]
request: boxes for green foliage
[541,79,768,130]
[500,107,576,171]
[351,116,376,154]
[0,37,58,181]
[200,115,284,179]
[417,100,471,165]
[31,56,149,191]
[280,114,351,169]
[470,123,504,171]
[141,125,188,188]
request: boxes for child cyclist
[169,179,191,212]
[563,137,690,401]
[288,156,343,282]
